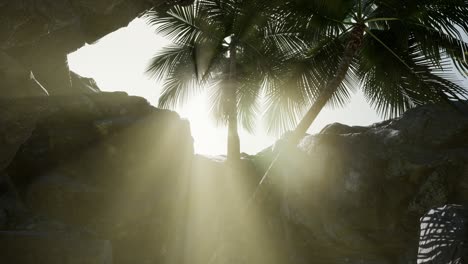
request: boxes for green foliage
[278,0,468,118]
[146,0,310,136]
[147,0,468,137]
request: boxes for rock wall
[0,0,193,96]
[0,92,467,264]
[0,92,194,264]
[247,102,468,263]
[153,102,468,264]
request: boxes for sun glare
[68,17,382,156]
[8,2,468,264]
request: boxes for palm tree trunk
[245,24,366,210]
[210,39,241,264]
[275,25,366,261]
[290,24,366,145]
[227,39,241,163]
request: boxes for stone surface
[0,92,194,264]
[0,0,193,95]
[0,98,44,174]
[244,102,468,264]
[0,51,50,97]
[0,231,113,264]
[0,93,467,264]
[71,71,101,93]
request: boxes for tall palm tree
[251,0,468,199]
[145,0,308,162]
[279,0,468,144]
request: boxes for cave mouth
[67,14,383,157]
[68,17,277,156]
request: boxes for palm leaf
[237,73,263,133]
[146,44,193,81]
[263,75,309,136]
[145,4,202,45]
[358,29,468,117]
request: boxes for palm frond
[199,0,237,24]
[145,4,202,45]
[367,0,468,76]
[237,73,263,133]
[262,76,309,136]
[158,76,200,109]
[207,78,229,127]
[149,45,203,109]
[358,30,468,117]
[300,29,359,108]
[275,0,351,43]
[146,44,193,81]
[407,22,468,77]
[262,19,310,59]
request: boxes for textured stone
[0,98,45,175]
[0,92,194,264]
[1,93,467,264]
[0,51,49,97]
[71,72,101,93]
[246,102,468,264]
[0,0,194,95]
[0,231,113,264]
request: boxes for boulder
[1,91,468,264]
[0,51,49,97]
[0,231,112,264]
[246,102,468,264]
[0,97,45,174]
[0,92,194,264]
[71,71,101,93]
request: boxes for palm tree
[279,0,468,144]
[145,0,308,162]
[250,0,468,201]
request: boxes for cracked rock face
[246,102,468,264]
[0,91,467,264]
[0,92,194,264]
[296,103,468,263]
[0,0,189,50]
[0,0,193,95]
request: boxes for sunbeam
[68,18,383,156]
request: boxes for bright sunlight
[68,18,382,155]
[3,1,468,264]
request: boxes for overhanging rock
[0,0,194,95]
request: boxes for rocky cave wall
[178,101,468,264]
[1,1,468,262]
[0,0,193,97]
[0,92,194,263]
[248,102,468,263]
[0,92,467,264]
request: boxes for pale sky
[68,18,464,155]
